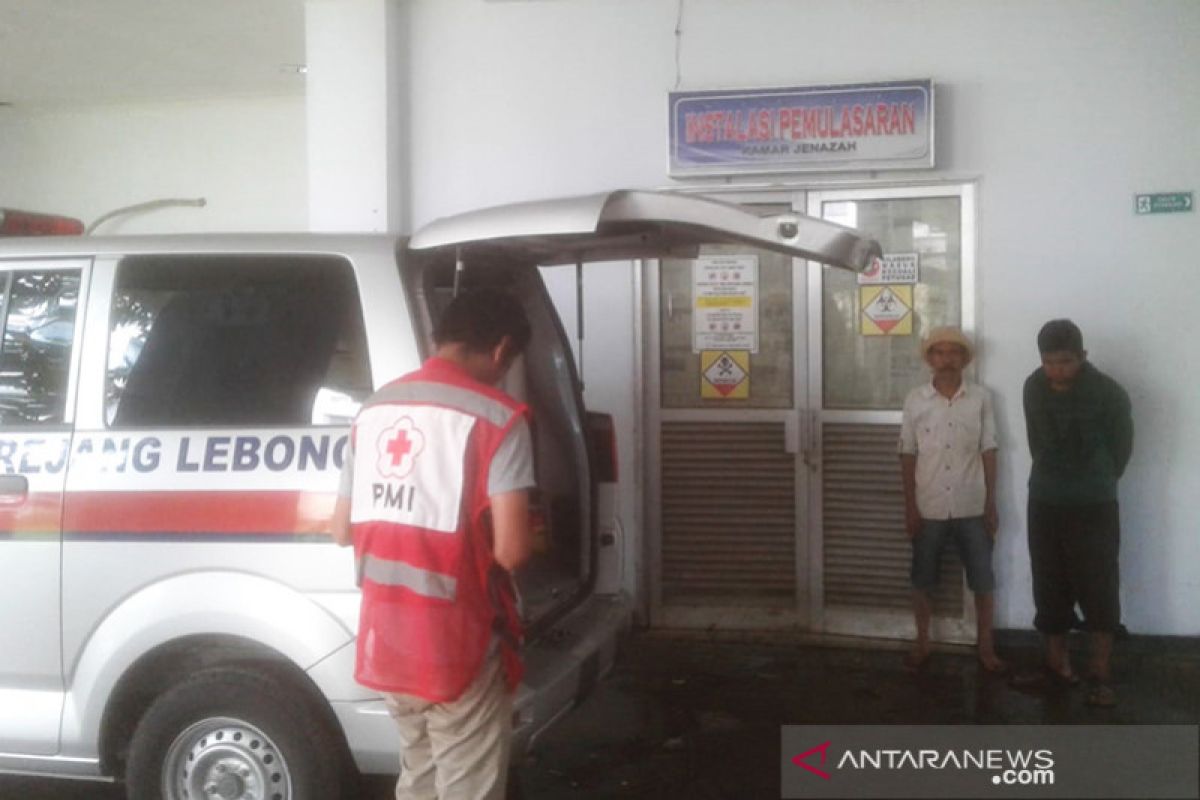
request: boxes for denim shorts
[910,516,996,593]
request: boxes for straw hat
[921,326,973,364]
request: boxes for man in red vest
[331,288,534,799]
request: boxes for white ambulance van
[0,190,878,799]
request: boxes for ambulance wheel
[125,665,349,800]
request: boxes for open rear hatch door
[408,189,881,271]
[405,191,880,634]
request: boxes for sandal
[1052,669,1081,687]
[1085,680,1117,707]
[1009,666,1080,691]
[978,656,1009,675]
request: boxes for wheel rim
[161,716,293,800]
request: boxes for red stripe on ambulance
[63,490,336,535]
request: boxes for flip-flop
[978,658,1009,675]
[1085,681,1117,707]
[1009,666,1079,691]
[1051,669,1082,688]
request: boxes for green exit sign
[1135,192,1193,215]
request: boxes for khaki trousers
[383,655,513,800]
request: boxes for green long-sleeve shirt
[1023,361,1133,506]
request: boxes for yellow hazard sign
[860,285,913,336]
[701,350,750,399]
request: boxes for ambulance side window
[106,255,371,428]
[0,269,80,426]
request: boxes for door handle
[0,474,29,503]
[784,415,800,454]
[801,410,821,473]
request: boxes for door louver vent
[822,423,963,614]
[661,421,796,605]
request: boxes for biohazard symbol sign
[701,350,750,399]
[859,284,913,336]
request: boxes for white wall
[406,0,1200,635]
[306,0,407,232]
[0,95,307,233]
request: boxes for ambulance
[0,190,878,799]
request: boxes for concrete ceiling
[0,0,306,107]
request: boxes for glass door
[807,184,977,643]
[647,195,816,628]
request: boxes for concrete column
[305,0,407,232]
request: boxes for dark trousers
[1027,499,1121,635]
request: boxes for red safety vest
[349,357,528,702]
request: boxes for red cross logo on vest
[376,416,425,479]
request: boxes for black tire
[125,665,349,800]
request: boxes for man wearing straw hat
[899,326,1005,674]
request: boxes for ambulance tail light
[586,411,618,484]
[0,208,86,236]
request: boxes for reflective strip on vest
[366,381,516,429]
[361,553,458,601]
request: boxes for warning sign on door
[701,350,750,399]
[857,252,920,285]
[693,255,758,353]
[860,285,913,336]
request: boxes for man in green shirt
[1019,319,1133,707]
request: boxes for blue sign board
[668,80,934,176]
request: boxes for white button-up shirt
[898,380,998,519]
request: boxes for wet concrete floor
[4,628,1197,799]
[510,628,1200,799]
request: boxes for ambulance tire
[125,665,349,800]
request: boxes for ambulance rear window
[106,255,371,428]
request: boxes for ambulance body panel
[0,191,878,797]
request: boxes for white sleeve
[488,417,536,496]
[980,386,999,452]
